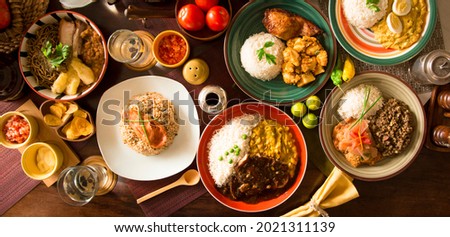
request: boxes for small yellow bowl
[21,142,64,180]
[0,111,39,149]
[152,30,190,68]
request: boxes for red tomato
[205,6,230,32]
[177,4,205,31]
[195,0,219,12]
[0,0,11,30]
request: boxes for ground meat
[368,98,414,157]
[80,27,104,78]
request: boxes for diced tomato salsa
[2,115,30,144]
[158,35,187,65]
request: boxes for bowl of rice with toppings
[197,102,308,212]
[319,72,426,181]
[120,92,179,156]
[240,32,285,81]
[225,0,337,105]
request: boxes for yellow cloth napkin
[282,167,359,217]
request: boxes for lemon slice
[392,0,412,16]
[387,13,403,34]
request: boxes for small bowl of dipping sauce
[153,30,190,68]
[0,111,39,149]
[21,142,64,180]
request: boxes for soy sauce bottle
[0,55,27,101]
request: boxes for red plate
[196,102,308,212]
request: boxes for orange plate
[196,102,308,212]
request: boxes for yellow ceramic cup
[0,111,39,149]
[21,142,64,180]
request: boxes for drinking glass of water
[57,156,117,206]
[107,29,156,71]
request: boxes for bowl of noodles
[18,11,108,101]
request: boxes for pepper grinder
[432,125,450,148]
[437,90,450,111]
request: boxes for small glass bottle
[198,85,227,114]
[409,49,450,85]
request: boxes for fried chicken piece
[281,36,328,87]
[262,8,322,41]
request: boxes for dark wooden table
[3,0,450,217]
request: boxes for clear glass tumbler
[57,165,99,206]
[57,155,118,206]
[107,29,155,70]
[107,29,144,63]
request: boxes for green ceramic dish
[329,0,436,65]
[224,0,337,105]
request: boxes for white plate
[96,76,200,180]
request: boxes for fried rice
[120,92,179,156]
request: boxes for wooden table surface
[3,0,450,217]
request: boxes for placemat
[318,0,445,93]
[0,98,40,215]
[126,163,206,217]
[119,0,207,217]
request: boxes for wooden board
[425,84,450,152]
[16,100,80,187]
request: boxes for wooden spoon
[136,169,200,204]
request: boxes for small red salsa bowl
[0,111,39,149]
[152,30,190,68]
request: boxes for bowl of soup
[18,10,108,101]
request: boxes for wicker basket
[0,0,49,54]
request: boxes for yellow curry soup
[248,119,298,177]
[371,0,427,50]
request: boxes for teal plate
[329,0,436,66]
[224,0,337,105]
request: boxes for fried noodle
[27,24,60,88]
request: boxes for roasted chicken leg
[262,8,322,41]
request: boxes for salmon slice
[127,105,167,149]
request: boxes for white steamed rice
[342,0,388,28]
[240,32,285,81]
[207,114,260,187]
[338,84,384,120]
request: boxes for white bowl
[319,72,426,181]
[59,0,95,9]
[18,10,108,101]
